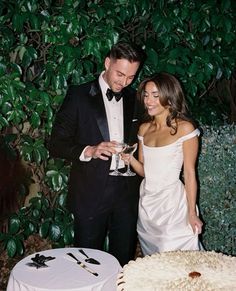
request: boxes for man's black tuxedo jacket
[49,79,143,218]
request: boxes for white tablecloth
[6,248,121,291]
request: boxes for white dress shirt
[80,72,125,170]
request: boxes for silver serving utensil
[26,262,48,269]
[67,252,98,276]
[31,253,55,263]
[79,249,100,265]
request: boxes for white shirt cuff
[79,146,92,162]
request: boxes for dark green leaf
[9,217,20,234]
[0,115,9,128]
[28,222,36,233]
[12,14,24,32]
[63,227,74,245]
[40,221,50,238]
[146,48,159,65]
[7,238,17,257]
[30,111,41,128]
[16,237,24,256]
[58,193,67,207]
[32,209,40,218]
[216,68,223,80]
[49,224,61,241]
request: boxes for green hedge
[199,125,236,255]
[0,0,235,257]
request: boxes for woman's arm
[121,124,148,177]
[121,139,145,177]
[183,130,203,234]
[130,139,145,177]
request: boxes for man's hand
[84,141,118,160]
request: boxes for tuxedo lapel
[89,81,110,141]
[88,81,137,143]
[123,90,135,143]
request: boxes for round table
[6,248,121,291]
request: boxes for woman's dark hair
[137,72,196,134]
[106,41,145,64]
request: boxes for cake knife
[67,252,98,276]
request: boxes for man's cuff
[79,146,92,162]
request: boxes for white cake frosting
[117,251,236,291]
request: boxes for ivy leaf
[18,46,27,61]
[7,238,17,257]
[40,92,50,105]
[146,48,159,65]
[29,14,40,29]
[0,115,9,128]
[28,222,36,234]
[1,102,12,114]
[49,224,61,241]
[57,193,67,207]
[40,221,50,238]
[33,148,42,164]
[16,237,24,256]
[188,80,198,98]
[216,68,223,80]
[12,13,24,32]
[63,227,74,245]
[7,85,16,100]
[30,196,42,210]
[204,63,214,76]
[32,209,40,219]
[30,111,41,128]
[9,216,20,234]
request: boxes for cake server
[26,261,48,268]
[78,249,100,265]
[67,252,98,276]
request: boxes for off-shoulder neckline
[138,128,200,149]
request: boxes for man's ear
[104,57,110,70]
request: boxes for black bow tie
[106,88,123,102]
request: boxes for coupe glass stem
[115,153,120,173]
[124,155,136,176]
[126,161,131,173]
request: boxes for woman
[122,72,203,255]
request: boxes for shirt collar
[99,71,109,97]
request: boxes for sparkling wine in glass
[109,142,127,176]
[122,143,138,176]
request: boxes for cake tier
[117,250,236,291]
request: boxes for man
[49,42,145,266]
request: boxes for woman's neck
[153,111,169,128]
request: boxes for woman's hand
[120,153,132,165]
[188,213,203,234]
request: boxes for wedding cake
[117,251,236,291]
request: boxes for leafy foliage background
[198,125,236,255]
[0,0,235,257]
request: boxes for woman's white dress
[137,129,201,255]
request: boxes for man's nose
[121,78,129,87]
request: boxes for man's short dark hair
[107,41,145,64]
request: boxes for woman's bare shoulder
[138,122,151,136]
[177,120,195,137]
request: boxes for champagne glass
[109,142,127,176]
[122,143,138,176]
